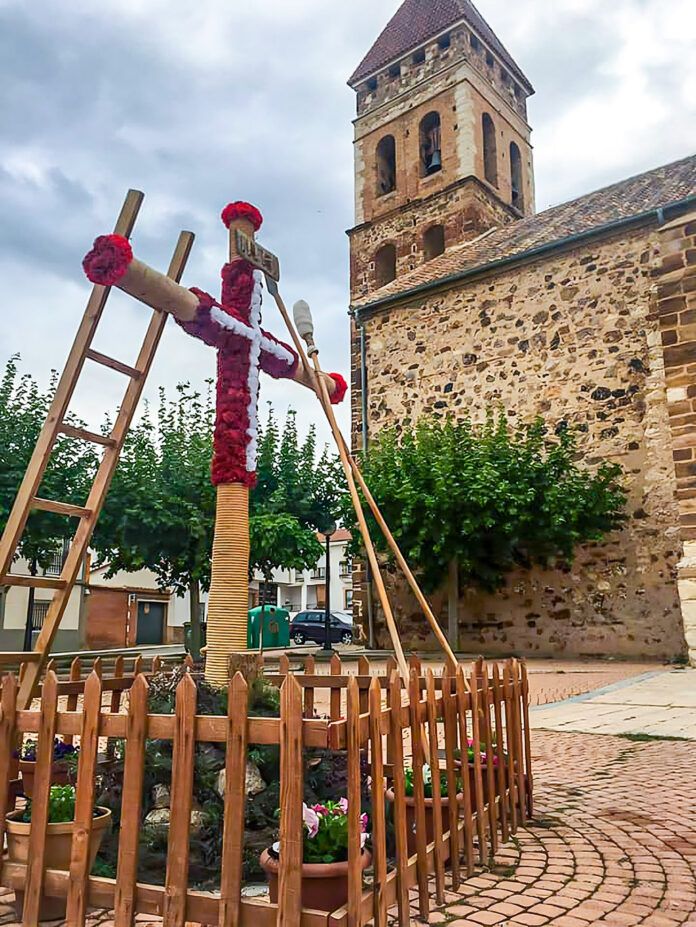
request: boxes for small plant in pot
[18,738,78,798]
[455,740,504,799]
[6,784,112,921]
[386,765,463,856]
[260,799,370,912]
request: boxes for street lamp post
[321,523,336,653]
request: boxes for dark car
[290,610,354,646]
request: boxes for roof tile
[349,0,531,89]
[352,154,696,310]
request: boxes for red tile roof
[352,154,696,312]
[349,0,531,89]
[317,529,353,543]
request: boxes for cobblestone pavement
[2,663,692,927]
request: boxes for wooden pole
[268,286,459,670]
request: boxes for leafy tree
[93,383,216,658]
[93,397,346,655]
[0,356,98,647]
[345,413,627,643]
[250,408,346,601]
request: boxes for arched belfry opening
[482,113,498,187]
[375,243,397,287]
[419,112,442,177]
[423,225,445,261]
[376,135,396,196]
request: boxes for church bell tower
[348,0,535,300]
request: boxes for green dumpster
[248,605,290,649]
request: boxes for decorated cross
[83,202,346,684]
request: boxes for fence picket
[479,664,498,855]
[107,655,125,760]
[219,673,249,927]
[425,671,445,905]
[64,657,82,745]
[455,669,475,877]
[520,661,534,818]
[441,673,461,890]
[278,674,303,927]
[330,653,342,721]
[357,656,370,716]
[369,677,388,927]
[0,675,18,854]
[152,654,162,675]
[491,664,509,843]
[133,655,143,677]
[511,661,527,824]
[66,670,103,926]
[303,655,315,718]
[22,670,59,927]
[388,672,410,927]
[502,663,518,832]
[469,664,487,864]
[279,653,290,677]
[346,678,363,927]
[114,674,149,927]
[408,669,429,922]
[163,673,197,927]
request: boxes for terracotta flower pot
[19,760,72,799]
[385,788,463,857]
[260,848,372,913]
[6,807,112,921]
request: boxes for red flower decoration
[82,234,133,286]
[328,372,348,405]
[221,202,263,232]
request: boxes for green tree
[0,356,98,647]
[345,413,627,645]
[250,408,346,602]
[93,382,217,658]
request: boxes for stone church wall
[352,225,688,659]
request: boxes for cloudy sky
[1,0,694,449]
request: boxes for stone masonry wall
[654,210,696,665]
[352,226,688,660]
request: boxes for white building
[250,529,354,616]
[0,531,353,651]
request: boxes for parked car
[290,610,354,646]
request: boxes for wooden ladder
[0,190,194,708]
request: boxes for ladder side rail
[16,230,195,709]
[0,190,144,578]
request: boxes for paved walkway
[531,669,696,739]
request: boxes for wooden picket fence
[0,655,532,926]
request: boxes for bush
[345,412,627,593]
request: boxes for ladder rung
[1,574,66,590]
[86,349,142,380]
[31,497,92,519]
[59,424,116,447]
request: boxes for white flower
[422,764,432,785]
[338,797,349,814]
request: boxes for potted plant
[260,799,371,912]
[386,765,463,856]
[6,784,112,920]
[455,741,503,800]
[18,738,78,798]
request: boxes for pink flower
[360,813,369,832]
[303,803,320,839]
[338,798,349,814]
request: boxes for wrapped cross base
[83,202,347,684]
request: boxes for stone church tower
[348,0,535,300]
[347,0,696,662]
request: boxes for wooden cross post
[81,201,344,685]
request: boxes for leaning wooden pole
[269,286,459,671]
